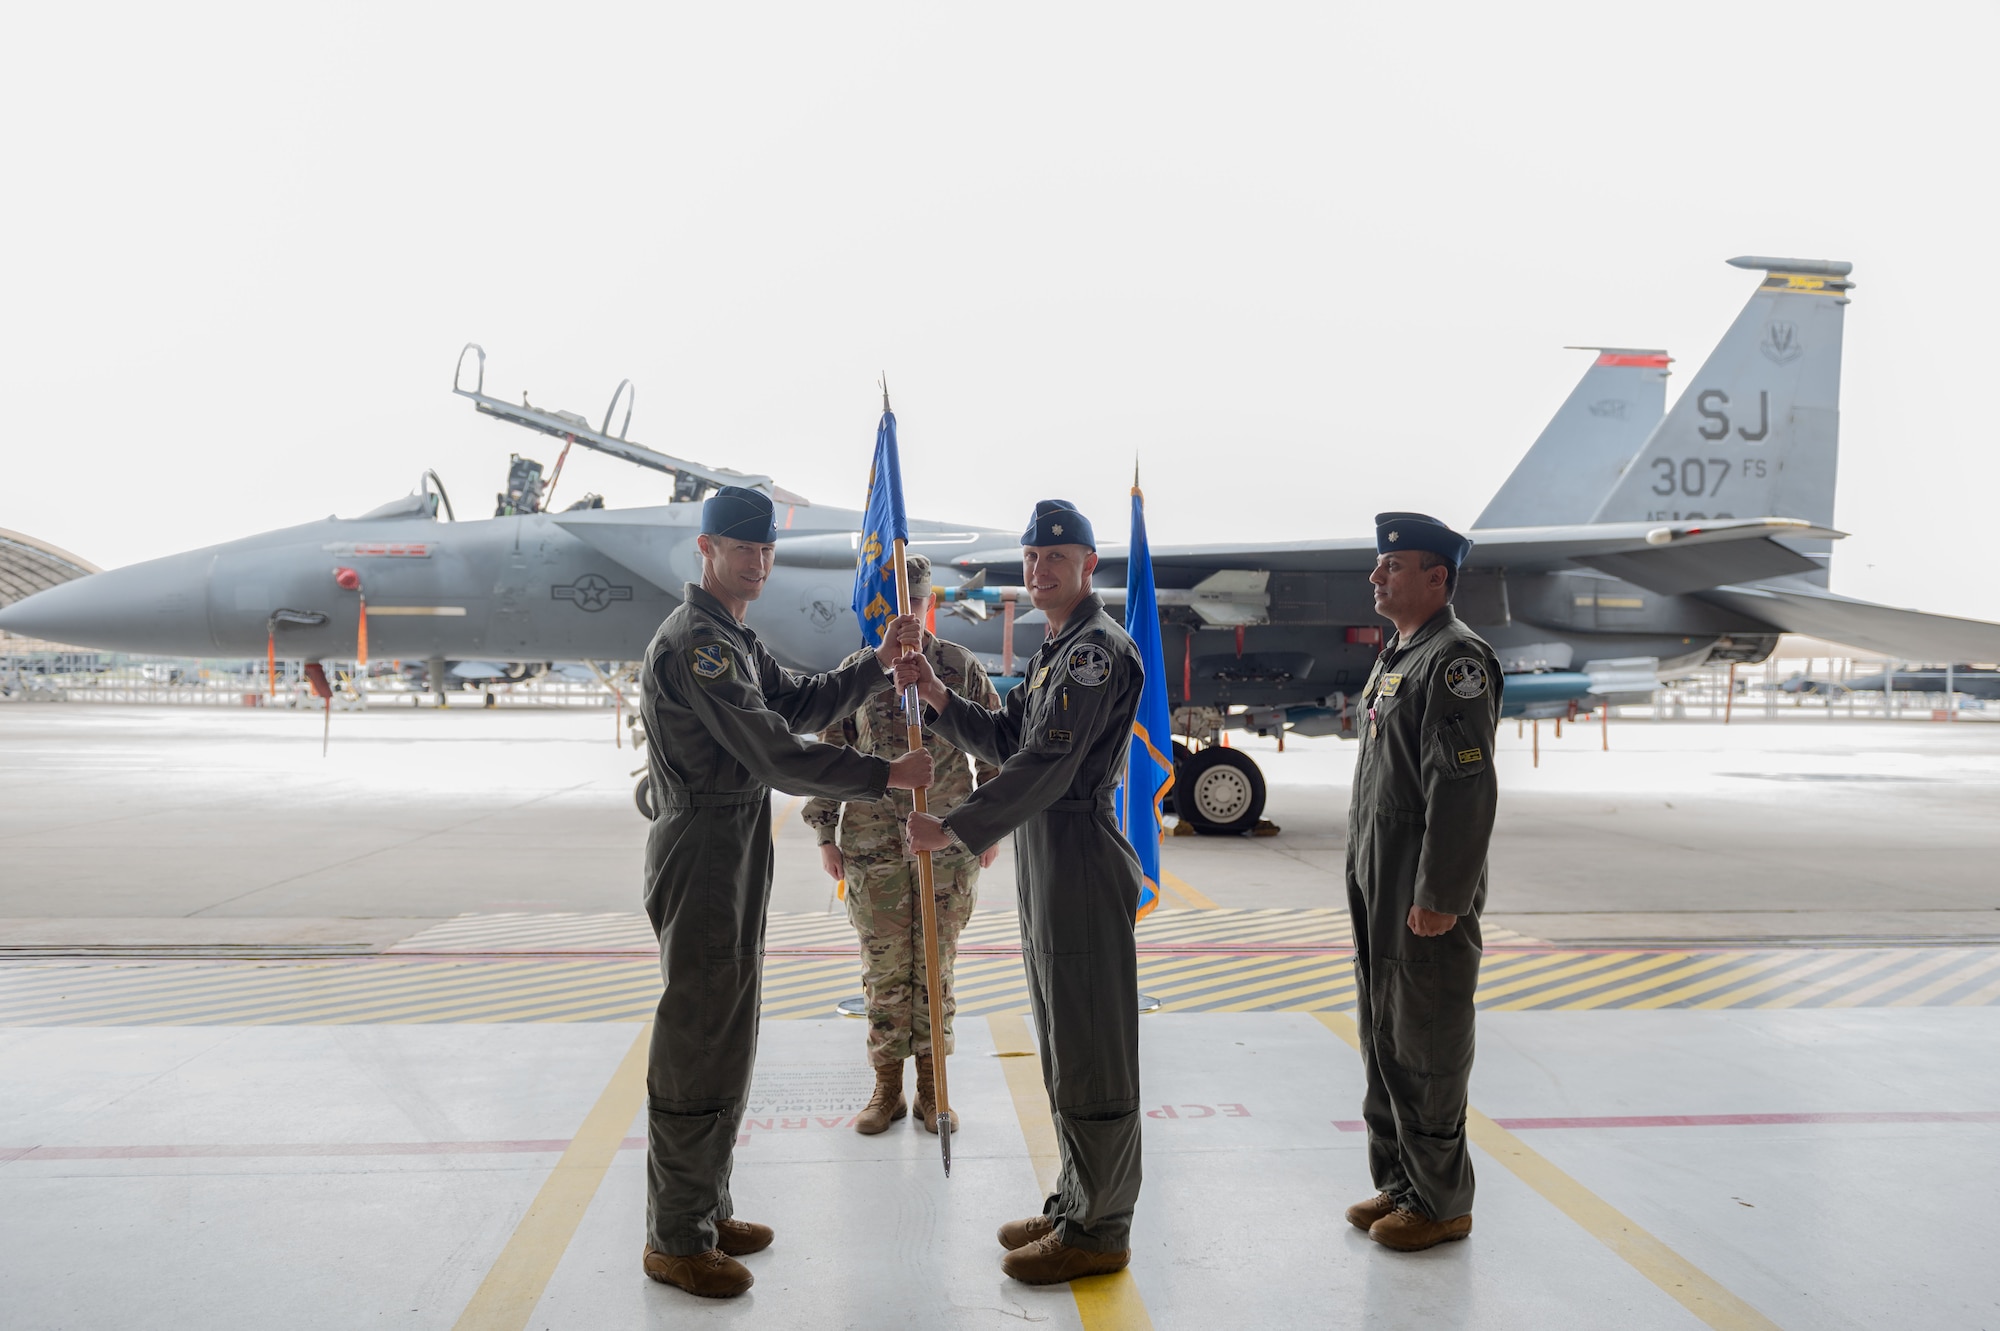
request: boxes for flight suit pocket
[1373,958,1437,1080]
[1426,712,1488,780]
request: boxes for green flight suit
[930,593,1146,1253]
[1345,604,1502,1222]
[638,582,894,1256]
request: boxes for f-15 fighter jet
[9,257,1999,834]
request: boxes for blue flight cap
[1375,511,1473,566]
[1021,499,1095,550]
[701,485,777,542]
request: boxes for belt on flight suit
[1048,792,1116,813]
[656,789,765,809]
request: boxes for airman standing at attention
[902,500,1147,1287]
[636,484,932,1300]
[1342,512,1503,1253]
[801,552,1003,1137]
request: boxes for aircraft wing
[1698,582,2000,662]
[951,517,1841,594]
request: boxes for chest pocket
[1426,710,1488,780]
[1025,683,1075,754]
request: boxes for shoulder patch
[690,643,734,682]
[1444,657,1488,699]
[1065,642,1112,687]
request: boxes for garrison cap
[1375,511,1473,567]
[1021,499,1095,550]
[701,485,778,542]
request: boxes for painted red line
[1595,352,1671,368]
[1331,1111,2000,1133]
[1494,1111,2000,1130]
[3,1137,653,1162]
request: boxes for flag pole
[894,534,953,1175]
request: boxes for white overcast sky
[5,3,1997,619]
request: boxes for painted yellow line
[1159,870,1219,910]
[1313,1013,1780,1331]
[1487,953,1696,1011]
[453,1023,650,1330]
[1759,949,1915,1010]
[1953,969,2000,1007]
[1895,950,2000,1007]
[1624,955,1811,1011]
[1565,953,1740,1012]
[1825,948,1968,1008]
[988,1014,1153,1330]
[1475,951,1647,1003]
[770,795,801,839]
[1688,949,1854,1010]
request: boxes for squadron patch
[1066,642,1112,687]
[1444,657,1488,699]
[1377,673,1403,697]
[690,644,733,681]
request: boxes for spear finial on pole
[881,373,891,415]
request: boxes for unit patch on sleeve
[1065,642,1112,687]
[1444,657,1488,699]
[690,644,734,681]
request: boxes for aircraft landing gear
[1173,745,1267,836]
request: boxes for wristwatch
[940,818,967,851]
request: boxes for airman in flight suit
[1342,512,1502,1253]
[636,485,932,1299]
[905,500,1147,1287]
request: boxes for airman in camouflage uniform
[802,554,1001,1135]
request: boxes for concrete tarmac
[5,703,2000,1329]
[3,705,1997,944]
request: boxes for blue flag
[852,408,910,647]
[1116,483,1172,920]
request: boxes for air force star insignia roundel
[1445,657,1488,699]
[1066,642,1111,686]
[691,644,732,681]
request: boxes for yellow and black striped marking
[0,909,1995,1025]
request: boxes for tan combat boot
[997,1214,1056,1250]
[1000,1233,1131,1285]
[1369,1206,1473,1252]
[1344,1192,1399,1232]
[715,1217,773,1256]
[642,1246,754,1298]
[854,1060,907,1135]
[913,1053,959,1133]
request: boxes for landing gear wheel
[634,775,657,820]
[1177,746,1266,836]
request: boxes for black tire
[1164,741,1195,815]
[1176,746,1266,836]
[634,774,657,820]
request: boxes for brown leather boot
[1000,1233,1131,1284]
[1344,1192,1398,1232]
[913,1053,959,1133]
[997,1214,1056,1251]
[1369,1207,1473,1252]
[715,1217,773,1256]
[641,1246,754,1297]
[853,1061,906,1135]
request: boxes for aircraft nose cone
[0,550,219,654]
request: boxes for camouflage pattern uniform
[802,633,1000,1067]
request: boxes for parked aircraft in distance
[9,256,2000,834]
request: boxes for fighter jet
[9,256,2000,835]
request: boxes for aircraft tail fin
[1590,256,1853,584]
[1474,348,1670,530]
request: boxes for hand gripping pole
[894,538,953,1176]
